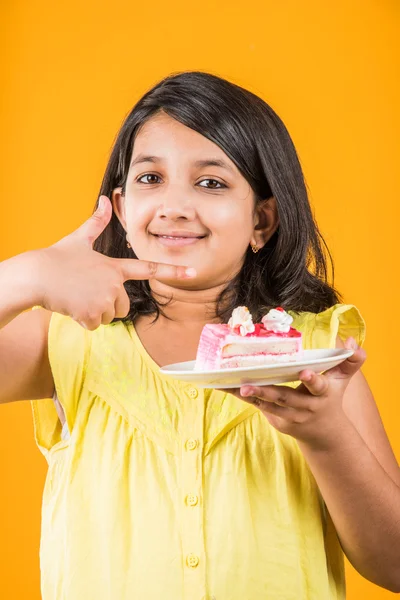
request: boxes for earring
[126,238,131,249]
[251,244,259,254]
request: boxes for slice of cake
[194,306,302,371]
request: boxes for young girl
[1,70,399,600]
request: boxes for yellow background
[0,0,399,597]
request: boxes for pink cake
[194,306,302,370]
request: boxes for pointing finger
[117,258,197,282]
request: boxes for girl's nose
[156,190,196,221]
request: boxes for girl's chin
[139,248,205,272]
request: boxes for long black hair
[93,70,341,324]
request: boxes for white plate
[160,348,354,388]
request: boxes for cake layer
[220,352,301,369]
[222,338,300,358]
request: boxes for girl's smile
[149,229,207,248]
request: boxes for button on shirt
[185,438,198,451]
[186,554,200,568]
[186,494,199,507]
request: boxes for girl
[1,71,399,600]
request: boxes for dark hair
[93,70,341,324]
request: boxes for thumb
[325,337,367,380]
[339,337,367,376]
[72,195,112,246]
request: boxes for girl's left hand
[224,337,367,450]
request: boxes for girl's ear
[250,197,279,250]
[111,187,127,230]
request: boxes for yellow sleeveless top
[31,303,365,600]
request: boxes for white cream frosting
[261,307,293,333]
[228,306,255,337]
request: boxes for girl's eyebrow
[130,154,235,174]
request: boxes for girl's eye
[137,174,161,184]
[198,179,226,190]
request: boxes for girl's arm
[229,341,400,593]
[0,251,55,404]
[298,383,400,593]
[0,251,44,329]
[337,335,400,487]
[301,341,400,593]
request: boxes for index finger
[116,258,197,282]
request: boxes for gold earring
[126,238,131,249]
[251,244,259,254]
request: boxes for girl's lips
[151,233,206,247]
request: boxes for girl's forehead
[135,113,204,146]
[131,114,240,175]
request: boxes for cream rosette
[228,306,255,336]
[261,308,293,333]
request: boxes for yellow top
[31,303,365,600]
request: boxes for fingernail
[185,267,197,278]
[348,337,358,350]
[241,386,254,397]
[97,196,105,212]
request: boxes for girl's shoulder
[288,303,366,349]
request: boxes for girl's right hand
[35,195,196,330]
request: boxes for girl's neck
[133,281,231,368]
[144,280,227,326]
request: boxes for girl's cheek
[126,203,155,228]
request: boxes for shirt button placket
[181,385,206,600]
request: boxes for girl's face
[113,112,277,289]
